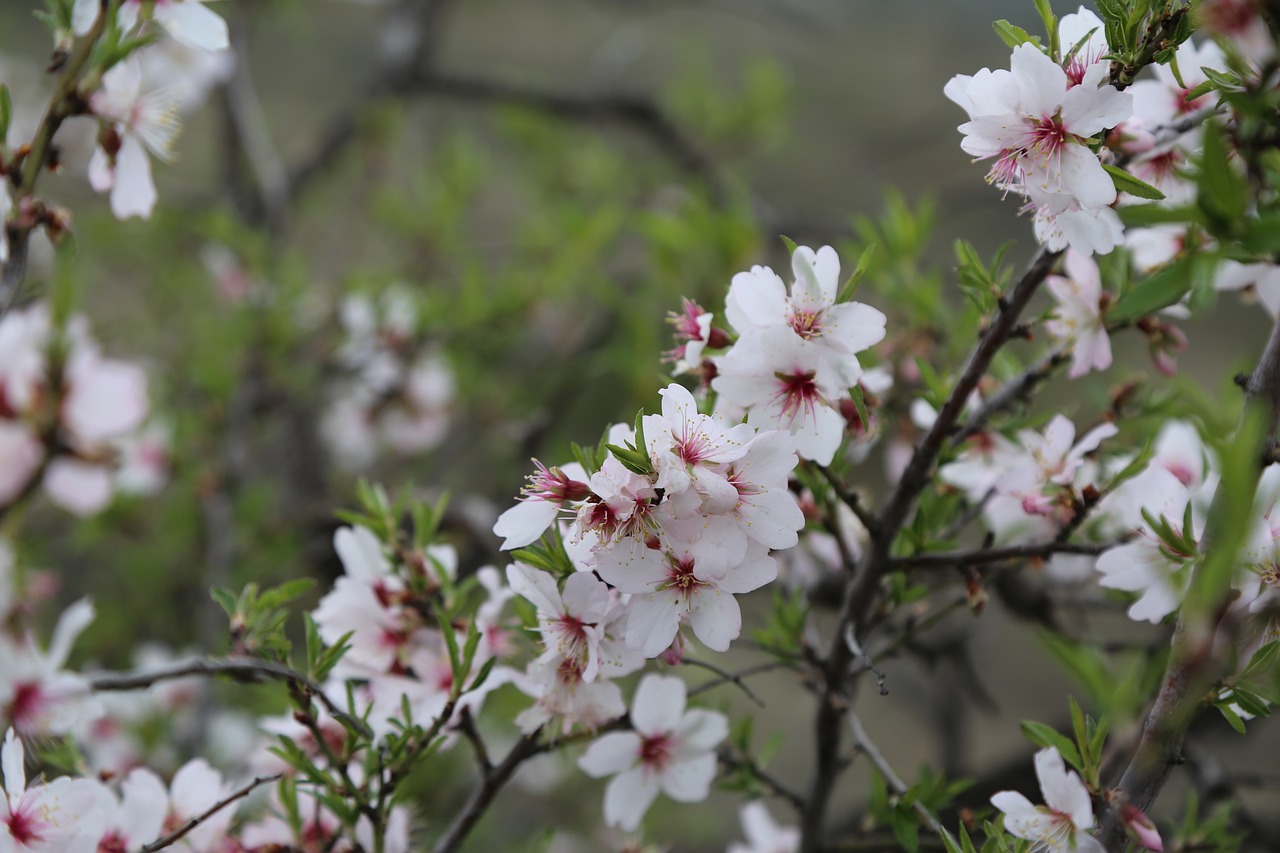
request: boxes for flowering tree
[1,0,1279,851]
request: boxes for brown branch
[811,462,881,541]
[681,657,767,707]
[89,657,372,739]
[719,745,807,812]
[798,246,1060,852]
[952,346,1069,445]
[404,72,725,204]
[430,731,547,853]
[1100,312,1280,845]
[141,773,282,852]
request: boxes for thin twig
[847,713,953,843]
[89,657,371,738]
[718,745,807,812]
[891,539,1123,570]
[455,706,494,775]
[952,346,1069,444]
[0,5,107,311]
[141,773,282,852]
[681,657,767,707]
[811,463,881,541]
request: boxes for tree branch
[89,657,372,738]
[952,346,1069,445]
[799,246,1060,852]
[847,713,952,843]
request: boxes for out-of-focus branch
[1100,311,1280,846]
[218,1,290,232]
[403,72,726,203]
[719,745,807,812]
[89,656,371,738]
[141,773,282,852]
[284,0,456,202]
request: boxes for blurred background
[2,0,1278,849]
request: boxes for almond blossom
[1044,250,1112,378]
[494,460,590,549]
[713,325,849,465]
[724,245,887,385]
[0,599,101,736]
[94,768,167,852]
[644,383,755,512]
[88,58,182,220]
[996,415,1117,515]
[0,729,109,851]
[991,747,1105,853]
[577,674,727,831]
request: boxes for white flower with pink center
[1045,250,1112,378]
[1058,8,1110,86]
[74,0,229,52]
[0,729,109,850]
[574,455,659,546]
[506,564,617,682]
[666,297,724,377]
[88,58,182,220]
[577,674,727,831]
[312,525,415,673]
[991,747,1105,853]
[997,415,1117,514]
[594,536,775,657]
[0,599,102,736]
[95,767,167,852]
[953,44,1131,212]
[713,325,849,465]
[513,649,628,735]
[644,383,755,513]
[725,245,886,386]
[494,460,590,550]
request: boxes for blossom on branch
[577,674,727,831]
[991,747,1105,853]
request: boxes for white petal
[578,731,641,777]
[110,135,158,219]
[157,1,230,51]
[603,768,660,831]
[660,751,717,802]
[1035,747,1094,829]
[493,499,559,550]
[630,674,687,735]
[689,587,741,652]
[44,459,114,516]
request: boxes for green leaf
[0,84,11,145]
[1103,163,1167,200]
[210,586,238,618]
[891,803,921,853]
[780,234,798,254]
[993,20,1040,49]
[838,243,875,302]
[1033,0,1058,57]
[1196,122,1248,232]
[1108,257,1193,323]
[848,384,870,432]
[1019,721,1082,769]
[1216,701,1247,734]
[1242,214,1280,255]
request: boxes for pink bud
[1121,803,1163,852]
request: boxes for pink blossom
[1044,250,1112,378]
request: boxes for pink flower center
[661,556,709,600]
[1028,115,1068,159]
[523,461,589,504]
[6,801,47,846]
[638,733,674,771]
[787,307,825,340]
[98,832,129,853]
[556,655,587,686]
[675,427,714,465]
[8,682,43,730]
[772,370,824,426]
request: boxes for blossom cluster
[322,287,455,471]
[0,302,163,516]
